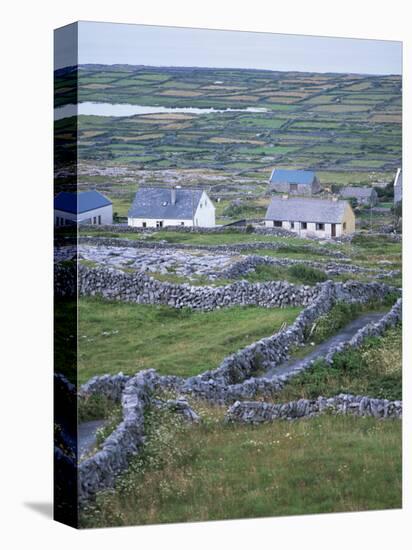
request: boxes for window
[156,221,163,228]
[316,223,325,231]
[290,222,295,229]
[181,222,185,226]
[93,216,97,224]
[142,222,147,228]
[273,220,282,227]
[301,222,307,229]
[290,183,298,192]
[98,215,101,225]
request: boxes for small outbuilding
[128,187,215,228]
[339,186,378,206]
[264,196,355,239]
[268,169,321,196]
[54,190,113,226]
[394,168,402,204]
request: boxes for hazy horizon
[54,21,402,76]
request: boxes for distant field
[55,65,401,202]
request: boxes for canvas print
[54,22,402,528]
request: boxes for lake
[54,102,268,120]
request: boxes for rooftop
[128,187,205,220]
[339,186,376,198]
[54,190,112,214]
[269,169,316,185]
[265,196,349,223]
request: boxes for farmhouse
[339,186,378,206]
[394,168,402,204]
[54,190,113,226]
[128,187,215,228]
[264,196,355,239]
[268,169,321,196]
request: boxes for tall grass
[77,299,302,384]
[79,405,401,528]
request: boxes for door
[331,223,336,237]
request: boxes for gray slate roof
[269,169,316,185]
[339,186,376,199]
[128,187,204,220]
[265,197,349,223]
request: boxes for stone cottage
[339,186,378,206]
[128,186,215,228]
[264,196,355,239]
[268,169,321,196]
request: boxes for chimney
[171,187,176,205]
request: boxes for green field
[78,299,302,383]
[55,65,401,207]
[80,409,401,527]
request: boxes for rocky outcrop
[77,235,347,259]
[225,394,402,423]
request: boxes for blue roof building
[54,190,113,226]
[269,169,321,196]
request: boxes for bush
[287,264,327,285]
[245,224,255,233]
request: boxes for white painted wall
[265,220,343,239]
[54,204,113,226]
[128,217,194,228]
[193,191,215,227]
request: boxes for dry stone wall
[225,394,402,423]
[77,289,401,500]
[76,264,321,310]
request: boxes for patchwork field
[55,65,402,222]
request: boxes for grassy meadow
[78,298,302,383]
[80,406,401,527]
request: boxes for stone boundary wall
[75,265,321,310]
[78,295,401,499]
[178,283,398,401]
[79,288,400,407]
[77,223,296,238]
[78,235,347,259]
[218,254,399,281]
[225,394,402,423]
[79,370,158,500]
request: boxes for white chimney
[171,187,177,205]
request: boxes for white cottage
[128,187,215,228]
[54,190,113,226]
[264,196,355,239]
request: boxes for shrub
[287,264,327,284]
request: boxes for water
[54,101,268,120]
